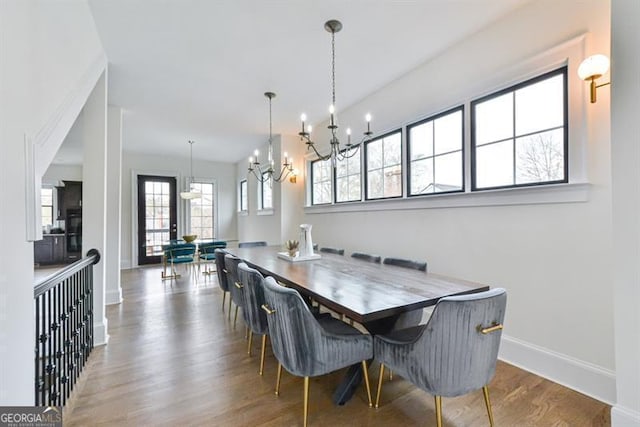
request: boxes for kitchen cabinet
[63,181,82,210]
[56,181,82,219]
[34,235,66,265]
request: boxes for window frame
[364,129,404,201]
[187,180,216,240]
[260,172,274,210]
[310,158,333,206]
[41,186,54,228]
[470,66,569,191]
[334,148,363,204]
[406,105,465,197]
[239,179,248,212]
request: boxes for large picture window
[189,182,215,239]
[239,180,248,212]
[408,107,463,196]
[335,152,361,203]
[260,173,273,210]
[365,130,402,200]
[471,67,567,190]
[311,158,332,205]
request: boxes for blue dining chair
[261,276,373,426]
[161,243,196,280]
[374,288,507,427]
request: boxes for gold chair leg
[247,330,253,355]
[303,376,310,427]
[361,361,372,407]
[233,306,239,328]
[259,335,267,375]
[375,363,385,408]
[483,385,495,427]
[228,297,232,318]
[222,292,226,312]
[435,395,442,427]
[275,363,282,396]
[390,370,393,381]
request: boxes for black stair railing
[33,249,100,407]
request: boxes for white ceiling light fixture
[180,140,201,200]
[298,19,373,166]
[248,92,294,183]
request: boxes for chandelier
[180,140,201,200]
[248,92,294,183]
[298,19,373,165]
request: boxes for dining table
[229,245,490,404]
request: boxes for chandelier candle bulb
[346,127,352,144]
[301,113,307,133]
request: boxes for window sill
[257,209,274,216]
[238,210,248,217]
[305,182,590,214]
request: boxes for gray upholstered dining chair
[224,253,247,328]
[319,247,345,255]
[214,249,230,312]
[374,288,507,427]
[351,252,382,264]
[382,257,427,272]
[261,276,373,426]
[238,241,267,248]
[237,262,269,375]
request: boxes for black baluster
[35,297,40,406]
[40,293,46,406]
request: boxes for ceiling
[72,0,530,165]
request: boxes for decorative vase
[299,224,314,257]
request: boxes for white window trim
[185,177,219,240]
[238,179,248,213]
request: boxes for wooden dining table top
[230,245,490,325]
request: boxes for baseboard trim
[121,259,132,269]
[612,406,640,426]
[105,288,122,306]
[93,318,109,347]
[499,334,616,405]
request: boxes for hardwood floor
[63,265,610,426]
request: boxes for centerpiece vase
[299,224,314,257]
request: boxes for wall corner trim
[611,406,640,427]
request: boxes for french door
[137,175,177,265]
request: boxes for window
[335,151,361,202]
[260,173,273,210]
[41,187,53,227]
[365,130,402,200]
[239,180,248,212]
[189,182,215,239]
[472,67,567,190]
[311,158,332,205]
[408,107,464,196]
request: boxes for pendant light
[180,140,201,200]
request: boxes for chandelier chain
[331,30,336,106]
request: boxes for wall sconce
[578,54,611,103]
[289,169,299,184]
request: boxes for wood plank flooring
[63,265,610,426]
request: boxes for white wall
[121,151,237,268]
[611,0,640,424]
[291,0,614,402]
[0,0,105,405]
